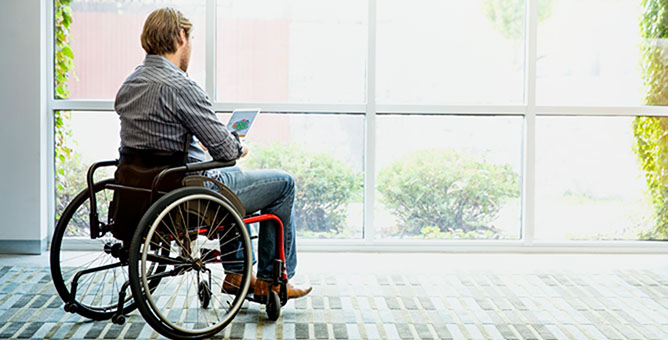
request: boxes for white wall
[0,0,51,254]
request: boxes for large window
[376,0,524,105]
[535,117,654,240]
[66,1,207,99]
[216,0,367,103]
[53,0,668,250]
[375,115,523,240]
[536,0,644,105]
[55,111,119,222]
[223,112,365,238]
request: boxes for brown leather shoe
[222,273,256,294]
[254,279,312,301]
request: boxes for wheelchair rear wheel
[50,179,137,320]
[129,186,253,339]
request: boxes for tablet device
[227,108,260,138]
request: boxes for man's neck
[160,53,182,71]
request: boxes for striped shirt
[115,54,242,162]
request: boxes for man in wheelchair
[114,7,311,302]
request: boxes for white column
[0,0,51,254]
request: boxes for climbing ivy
[633,0,668,239]
[54,0,75,191]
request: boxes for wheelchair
[50,154,289,339]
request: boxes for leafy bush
[56,153,114,236]
[56,152,88,222]
[419,225,499,240]
[241,142,363,236]
[377,149,520,237]
[633,0,668,239]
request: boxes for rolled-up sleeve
[175,84,242,161]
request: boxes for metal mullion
[49,101,668,117]
[363,0,377,244]
[205,0,216,99]
[522,0,538,245]
[212,102,366,113]
[297,240,668,253]
[376,104,526,115]
[536,105,668,116]
[46,0,56,247]
[50,100,114,111]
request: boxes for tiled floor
[2,253,668,339]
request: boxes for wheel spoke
[165,212,190,256]
[134,189,252,337]
[178,204,193,258]
[51,180,136,318]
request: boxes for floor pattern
[1,265,668,339]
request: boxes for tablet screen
[227,109,260,138]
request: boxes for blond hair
[141,7,192,55]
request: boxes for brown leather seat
[108,147,246,245]
[109,147,187,244]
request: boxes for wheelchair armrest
[150,160,236,202]
[185,160,236,172]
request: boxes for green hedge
[377,149,520,238]
[242,143,363,236]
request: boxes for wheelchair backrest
[109,148,188,244]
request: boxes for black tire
[111,314,126,325]
[266,290,281,321]
[129,186,253,339]
[50,179,137,320]
[198,281,211,309]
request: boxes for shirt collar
[143,54,186,75]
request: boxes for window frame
[49,0,668,253]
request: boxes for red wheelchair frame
[200,213,289,304]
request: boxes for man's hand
[240,144,249,158]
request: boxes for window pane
[535,117,654,240]
[57,111,364,239]
[536,0,644,105]
[377,0,525,105]
[376,115,523,240]
[64,1,206,99]
[216,0,367,103]
[56,111,120,227]
[223,113,365,239]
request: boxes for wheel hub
[191,258,205,271]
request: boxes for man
[115,7,311,300]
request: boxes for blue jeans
[207,167,297,281]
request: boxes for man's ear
[179,29,187,47]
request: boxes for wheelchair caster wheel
[265,291,281,321]
[198,281,211,309]
[64,302,78,313]
[111,314,126,325]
